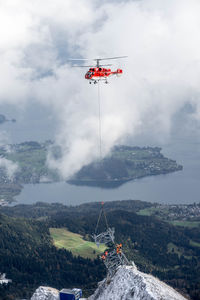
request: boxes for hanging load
[92,202,130,278]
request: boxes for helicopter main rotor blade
[68,56,127,68]
[68,56,127,62]
[71,65,95,68]
[95,56,128,61]
[99,64,113,67]
[71,64,113,68]
[68,58,92,61]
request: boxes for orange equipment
[116,243,122,254]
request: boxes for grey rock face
[89,265,188,300]
[31,286,59,300]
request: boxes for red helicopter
[70,56,127,84]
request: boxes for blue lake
[1,102,199,206]
[14,135,200,206]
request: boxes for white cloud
[0,157,18,180]
[0,130,18,180]
[0,0,200,177]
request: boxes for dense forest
[0,211,105,299]
[0,200,200,299]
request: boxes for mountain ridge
[30,265,189,300]
[89,265,188,300]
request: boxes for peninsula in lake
[0,142,183,204]
[69,145,183,187]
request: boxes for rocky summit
[89,265,188,300]
[31,265,188,300]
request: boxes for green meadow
[50,228,106,259]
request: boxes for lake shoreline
[67,167,183,188]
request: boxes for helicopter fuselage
[85,67,122,83]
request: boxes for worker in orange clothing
[116,243,122,254]
[101,250,108,260]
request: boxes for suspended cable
[102,206,109,230]
[97,81,102,160]
[95,206,103,234]
[95,202,109,234]
[95,82,130,275]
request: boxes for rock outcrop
[31,286,59,300]
[31,266,188,300]
[89,265,188,300]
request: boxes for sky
[0,0,200,178]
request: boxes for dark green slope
[0,212,105,300]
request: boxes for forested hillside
[0,200,199,299]
[0,212,105,299]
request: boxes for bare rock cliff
[89,265,188,300]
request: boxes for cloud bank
[1,0,200,178]
[0,157,18,180]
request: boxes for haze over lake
[1,102,199,206]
